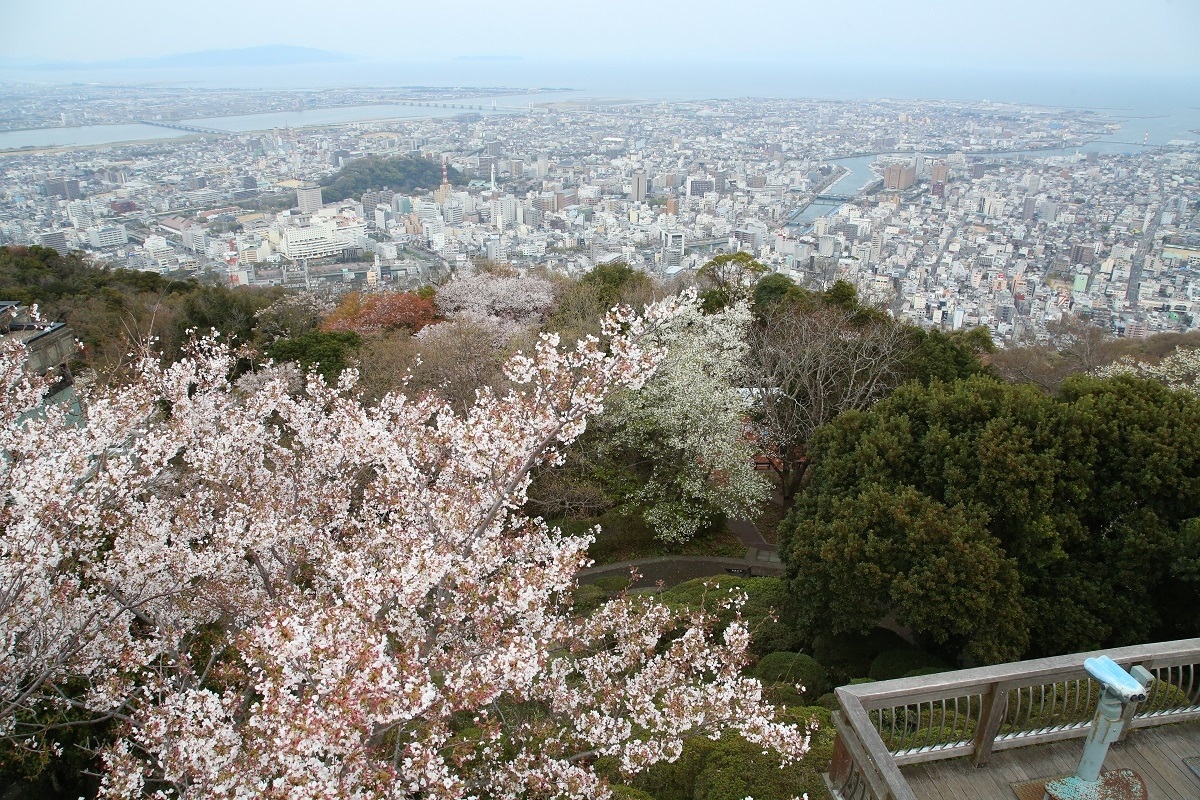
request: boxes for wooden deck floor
[901,722,1200,799]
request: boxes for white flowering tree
[595,298,769,542]
[0,299,808,798]
[1095,346,1200,396]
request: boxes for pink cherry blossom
[0,297,809,798]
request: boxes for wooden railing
[825,638,1200,800]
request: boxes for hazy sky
[2,0,1198,74]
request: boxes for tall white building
[630,171,648,202]
[87,224,128,249]
[280,222,342,259]
[661,229,685,267]
[296,182,323,214]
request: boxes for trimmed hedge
[660,576,802,655]
[754,651,831,700]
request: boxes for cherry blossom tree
[0,298,809,798]
[433,273,556,337]
[255,291,334,343]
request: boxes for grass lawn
[553,512,746,565]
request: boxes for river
[784,116,1195,232]
[0,90,586,151]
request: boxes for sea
[2,59,1198,152]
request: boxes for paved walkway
[578,514,782,589]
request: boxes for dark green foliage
[822,279,859,310]
[868,646,948,681]
[0,245,183,307]
[697,252,767,312]
[622,707,833,800]
[902,327,994,385]
[789,484,1028,665]
[810,628,908,686]
[320,155,461,201]
[814,692,839,710]
[266,331,361,381]
[0,245,281,377]
[754,652,830,699]
[0,687,113,799]
[660,576,801,656]
[782,374,1200,665]
[580,261,653,311]
[750,272,799,311]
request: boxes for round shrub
[754,652,830,699]
[815,692,839,710]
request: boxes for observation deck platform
[825,638,1200,800]
[902,720,1200,799]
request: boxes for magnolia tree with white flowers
[0,298,809,798]
[1095,346,1200,396]
[596,298,769,542]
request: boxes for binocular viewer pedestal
[1042,656,1153,800]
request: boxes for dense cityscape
[4,87,1196,343]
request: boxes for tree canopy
[781,374,1200,664]
[320,155,462,202]
[534,298,768,541]
[0,245,281,380]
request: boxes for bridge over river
[138,120,231,135]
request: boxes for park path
[578,514,781,589]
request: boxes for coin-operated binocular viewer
[1043,655,1153,800]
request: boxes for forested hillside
[0,245,283,378]
[320,155,463,201]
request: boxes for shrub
[812,628,907,684]
[626,707,833,800]
[868,646,948,681]
[660,576,801,655]
[754,651,831,700]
